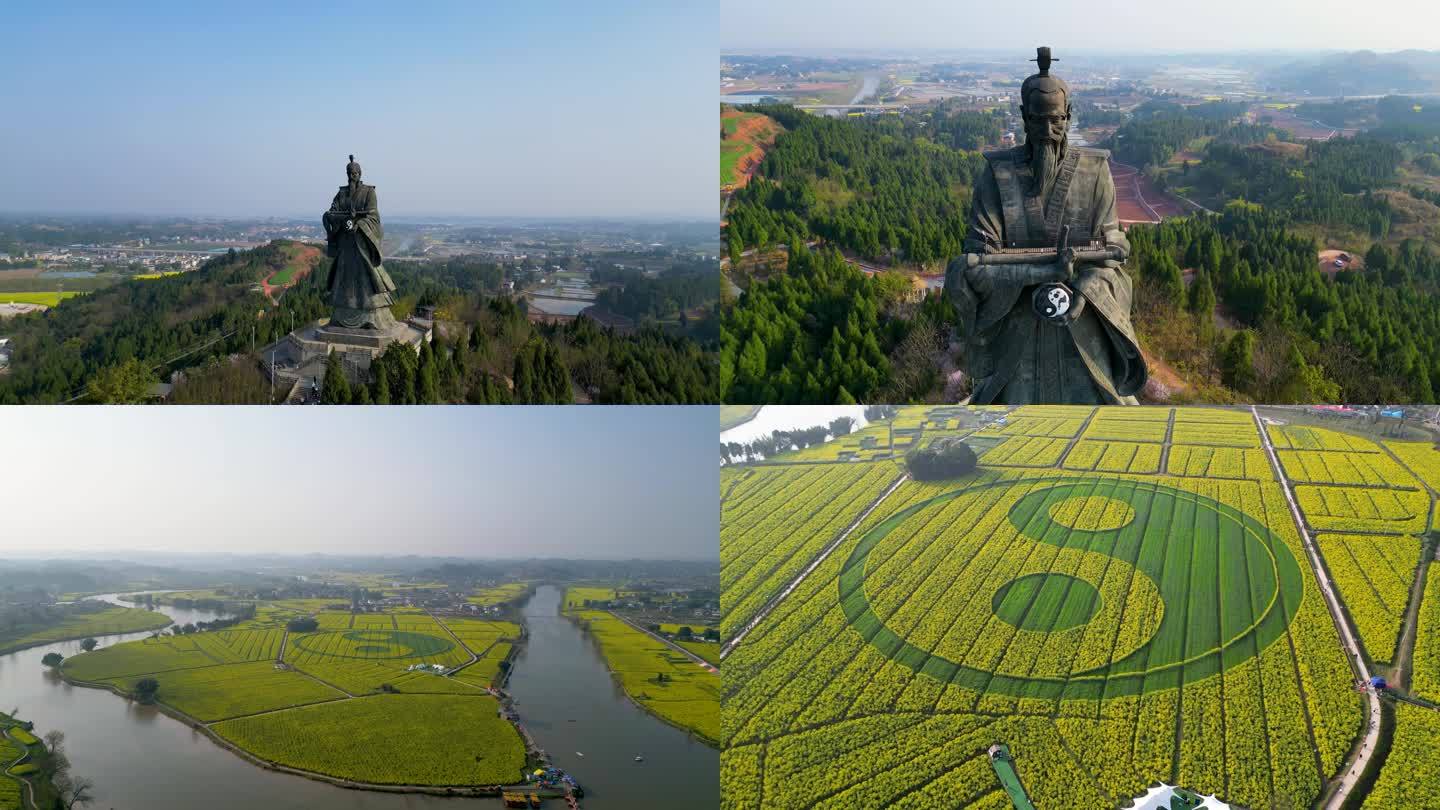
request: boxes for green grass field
[0,291,82,307]
[0,605,171,656]
[720,405,1407,810]
[212,694,525,785]
[573,610,719,745]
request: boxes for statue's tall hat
[346,154,361,175]
[1021,46,1071,114]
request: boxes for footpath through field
[1254,406,1381,809]
[2,727,37,810]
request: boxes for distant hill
[1263,50,1440,96]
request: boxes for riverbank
[57,666,545,799]
[719,404,763,432]
[0,606,172,657]
[560,598,718,748]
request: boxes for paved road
[1253,407,1381,809]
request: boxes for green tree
[86,358,155,404]
[80,638,97,652]
[41,652,63,667]
[320,351,351,404]
[134,677,159,703]
[1221,330,1258,393]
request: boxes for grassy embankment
[563,589,719,746]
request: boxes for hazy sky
[722,0,1440,52]
[1,2,713,219]
[0,407,717,559]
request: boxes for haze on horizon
[721,0,1440,54]
[1,2,713,220]
[0,407,718,560]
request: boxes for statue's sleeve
[1092,161,1129,252]
[964,162,1005,254]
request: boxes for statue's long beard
[1029,138,1065,196]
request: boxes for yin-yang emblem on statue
[1033,281,1073,323]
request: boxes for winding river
[0,589,716,809]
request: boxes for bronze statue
[323,155,397,330]
[945,48,1147,404]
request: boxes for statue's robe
[945,144,1147,404]
[323,183,397,329]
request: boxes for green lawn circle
[992,573,1101,631]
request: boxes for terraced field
[719,406,1434,809]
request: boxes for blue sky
[722,0,1440,52]
[1,2,714,219]
[0,406,718,559]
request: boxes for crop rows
[285,630,468,668]
[211,694,525,785]
[1171,422,1260,447]
[721,468,1359,809]
[452,642,513,687]
[981,436,1069,466]
[63,629,282,681]
[1083,418,1167,443]
[994,416,1087,438]
[1013,405,1097,418]
[1269,425,1382,452]
[1314,534,1420,663]
[1167,446,1270,479]
[720,462,900,638]
[291,661,413,694]
[1172,408,1254,425]
[105,660,344,721]
[1412,569,1440,702]
[1386,440,1440,491]
[1277,450,1418,487]
[1094,406,1170,421]
[1062,440,1161,473]
[1294,486,1428,534]
[1362,703,1440,808]
[315,612,355,630]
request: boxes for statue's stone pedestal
[261,316,432,403]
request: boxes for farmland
[61,608,531,787]
[212,693,525,785]
[566,599,720,746]
[720,405,1440,809]
[0,291,82,307]
[0,603,171,656]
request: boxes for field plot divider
[1053,406,1099,468]
[722,471,909,659]
[1253,406,1380,810]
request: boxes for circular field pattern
[292,629,455,660]
[839,477,1305,699]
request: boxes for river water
[719,404,869,446]
[0,589,716,809]
[505,586,717,809]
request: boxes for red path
[1110,161,1187,224]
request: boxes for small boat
[634,755,644,762]
[575,752,584,757]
